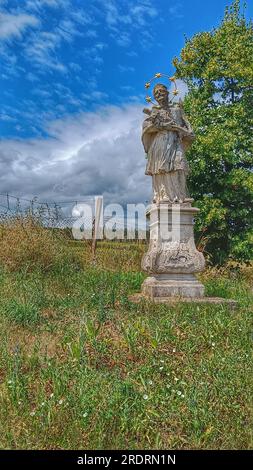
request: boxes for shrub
[0,216,78,272]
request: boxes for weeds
[0,218,252,449]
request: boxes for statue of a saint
[142,83,195,204]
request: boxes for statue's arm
[171,123,195,137]
[155,121,194,137]
[142,123,158,135]
[178,106,195,139]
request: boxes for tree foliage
[174,0,253,264]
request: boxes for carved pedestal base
[142,274,205,299]
[141,203,205,300]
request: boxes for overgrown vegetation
[0,219,252,450]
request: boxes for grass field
[0,223,252,450]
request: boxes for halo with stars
[144,73,179,105]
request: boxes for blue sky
[0,0,252,203]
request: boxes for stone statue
[142,83,195,204]
[140,77,206,299]
[129,73,235,304]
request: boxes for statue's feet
[184,198,194,203]
[159,197,173,205]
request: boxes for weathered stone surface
[141,203,205,299]
[142,83,194,205]
[129,293,238,309]
[139,81,207,300]
[142,274,205,299]
[142,204,205,275]
[138,75,236,304]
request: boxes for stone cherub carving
[142,82,195,204]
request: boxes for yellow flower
[155,72,161,78]
[169,76,176,82]
[173,89,179,95]
[145,82,151,89]
[145,96,152,102]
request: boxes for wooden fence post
[92,196,103,260]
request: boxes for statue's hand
[156,119,176,130]
[171,125,195,138]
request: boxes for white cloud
[25,30,67,73]
[118,65,135,73]
[81,91,108,102]
[169,3,184,19]
[96,0,159,50]
[116,31,131,47]
[23,9,96,73]
[0,12,39,40]
[101,0,157,29]
[70,9,95,26]
[56,19,82,43]
[0,113,16,122]
[0,104,150,205]
[130,4,158,26]
[25,0,70,10]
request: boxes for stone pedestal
[141,202,205,299]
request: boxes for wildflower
[181,394,185,399]
[177,391,182,396]
[172,348,176,353]
[41,402,45,406]
[58,399,63,405]
[148,380,153,385]
[211,342,215,347]
[50,393,54,398]
[7,380,12,384]
[30,411,36,416]
[159,366,164,371]
[143,394,149,400]
[174,377,179,382]
[160,359,165,363]
[82,412,88,418]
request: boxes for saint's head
[153,83,169,107]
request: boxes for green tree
[174,0,253,264]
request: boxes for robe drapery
[142,104,194,203]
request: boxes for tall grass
[0,216,81,272]
[0,215,252,449]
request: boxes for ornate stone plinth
[142,274,205,299]
[141,202,205,299]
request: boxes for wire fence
[0,193,95,230]
[0,193,148,241]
